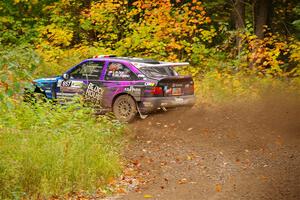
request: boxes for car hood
[33,76,60,84]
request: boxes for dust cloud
[122,92,300,200]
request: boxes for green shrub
[0,100,123,199]
[0,45,40,99]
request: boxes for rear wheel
[113,95,137,122]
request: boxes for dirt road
[119,95,300,200]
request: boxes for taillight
[151,86,163,95]
[190,81,194,93]
[184,82,194,95]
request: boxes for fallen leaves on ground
[215,184,222,192]
[178,178,188,184]
[144,194,153,198]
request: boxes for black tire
[113,95,137,122]
[33,93,47,102]
[23,91,46,103]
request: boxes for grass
[0,99,124,199]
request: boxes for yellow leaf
[144,194,153,198]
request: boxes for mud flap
[162,107,167,112]
[136,104,148,119]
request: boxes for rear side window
[140,66,178,78]
[105,62,137,81]
[70,61,104,80]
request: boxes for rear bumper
[139,95,196,113]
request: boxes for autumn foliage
[0,0,299,80]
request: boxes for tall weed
[0,100,123,199]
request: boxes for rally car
[29,56,196,122]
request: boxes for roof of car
[93,56,160,64]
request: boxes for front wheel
[23,91,47,103]
[113,95,137,122]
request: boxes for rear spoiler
[132,62,189,68]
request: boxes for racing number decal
[61,80,72,87]
[57,80,85,95]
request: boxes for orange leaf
[215,184,222,192]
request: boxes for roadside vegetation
[0,0,299,199]
[0,101,123,199]
[0,47,124,199]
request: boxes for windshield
[139,66,178,78]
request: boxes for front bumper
[139,95,196,113]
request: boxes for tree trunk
[254,0,272,39]
[233,0,245,30]
[232,0,245,55]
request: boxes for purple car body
[32,56,195,121]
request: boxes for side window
[70,61,104,80]
[105,62,137,81]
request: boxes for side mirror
[62,73,70,80]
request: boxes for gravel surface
[119,95,300,200]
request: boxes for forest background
[0,0,300,199]
[1,0,300,101]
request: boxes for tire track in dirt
[120,94,300,200]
